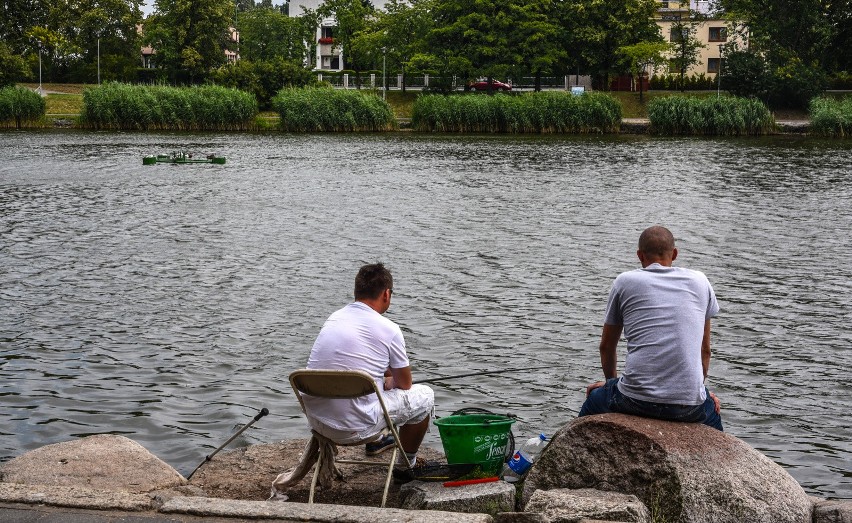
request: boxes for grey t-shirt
[604,263,720,405]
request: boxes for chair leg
[381,447,397,508]
[309,444,323,504]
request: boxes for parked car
[467,79,512,92]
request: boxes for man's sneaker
[365,434,395,456]
[392,456,442,483]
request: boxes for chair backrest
[290,369,380,400]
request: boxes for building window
[321,27,334,39]
[709,27,727,42]
[669,27,687,42]
[707,58,726,73]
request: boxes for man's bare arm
[600,323,623,379]
[388,366,413,390]
[701,318,712,380]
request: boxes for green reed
[272,87,395,132]
[809,96,852,137]
[411,91,622,133]
[0,86,46,129]
[81,83,258,131]
[647,95,775,135]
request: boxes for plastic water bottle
[500,433,547,483]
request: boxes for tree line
[1,0,849,108]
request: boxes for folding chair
[289,369,412,507]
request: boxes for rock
[399,479,516,513]
[0,434,185,494]
[189,439,447,507]
[524,488,649,523]
[494,512,549,523]
[813,498,852,523]
[522,414,812,523]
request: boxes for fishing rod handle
[254,407,270,421]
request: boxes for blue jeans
[578,378,723,431]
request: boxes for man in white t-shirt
[579,226,723,430]
[303,263,434,468]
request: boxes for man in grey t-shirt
[578,226,723,430]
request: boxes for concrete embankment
[2,417,850,523]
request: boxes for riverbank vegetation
[809,97,852,137]
[272,87,395,132]
[411,92,622,133]
[80,83,258,131]
[0,86,45,129]
[647,95,775,135]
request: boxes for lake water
[1,130,850,499]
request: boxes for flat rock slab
[0,434,185,494]
[0,482,155,511]
[400,479,516,513]
[189,438,447,507]
[525,488,650,523]
[523,414,812,523]
[162,495,494,522]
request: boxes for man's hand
[383,376,395,390]
[586,381,606,398]
[709,391,721,413]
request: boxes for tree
[667,13,705,91]
[53,0,143,83]
[144,0,235,82]
[424,0,520,92]
[238,7,311,63]
[509,0,566,90]
[351,0,433,93]
[619,40,669,101]
[0,0,50,54]
[0,42,31,86]
[560,0,662,90]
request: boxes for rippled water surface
[1,131,850,498]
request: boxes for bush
[210,58,317,109]
[0,86,46,128]
[80,82,258,130]
[0,43,31,88]
[272,86,395,131]
[828,72,852,90]
[809,96,852,137]
[647,95,775,135]
[650,74,716,91]
[722,49,771,100]
[768,56,828,109]
[411,91,622,133]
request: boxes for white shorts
[309,384,434,444]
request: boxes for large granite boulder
[521,414,812,523]
[0,434,186,493]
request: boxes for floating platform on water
[143,153,226,165]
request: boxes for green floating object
[143,153,226,165]
[434,414,515,476]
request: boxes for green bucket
[434,414,515,475]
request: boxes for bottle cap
[539,433,547,440]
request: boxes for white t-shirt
[605,263,720,405]
[303,301,410,431]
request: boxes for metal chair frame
[289,369,411,507]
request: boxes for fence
[315,73,593,91]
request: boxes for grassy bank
[647,95,776,135]
[81,83,258,131]
[272,87,395,132]
[412,91,622,133]
[809,96,852,137]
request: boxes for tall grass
[809,96,852,137]
[647,95,775,135]
[411,92,622,133]
[81,83,258,131]
[272,87,395,132]
[0,86,46,128]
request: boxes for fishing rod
[187,407,269,480]
[413,366,550,385]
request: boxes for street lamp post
[97,36,101,85]
[38,46,42,94]
[381,46,387,101]
[717,44,723,98]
